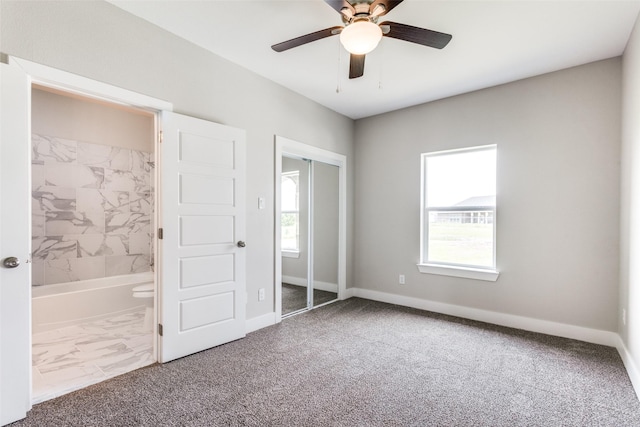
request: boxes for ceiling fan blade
[370,0,404,17]
[349,54,365,79]
[380,21,452,49]
[324,1,355,15]
[271,26,343,52]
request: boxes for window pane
[281,174,298,211]
[281,213,299,250]
[281,171,300,251]
[427,210,494,266]
[423,146,496,269]
[426,149,496,208]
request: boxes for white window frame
[417,145,499,282]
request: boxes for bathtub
[32,272,154,334]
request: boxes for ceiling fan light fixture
[339,20,383,55]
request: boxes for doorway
[275,136,347,320]
[0,56,176,425]
[1,58,249,424]
[29,85,158,403]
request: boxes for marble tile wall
[32,134,154,286]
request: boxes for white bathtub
[32,272,154,334]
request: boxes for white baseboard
[350,288,619,347]
[342,288,356,299]
[282,275,338,293]
[246,312,276,333]
[614,335,640,399]
[281,276,306,288]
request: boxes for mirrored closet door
[281,156,309,315]
[280,155,339,317]
[311,161,339,308]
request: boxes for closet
[276,137,346,319]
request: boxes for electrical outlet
[623,309,627,326]
[399,274,405,285]
[258,288,265,301]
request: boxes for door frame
[274,136,347,323]
[10,57,172,113]
[4,55,172,409]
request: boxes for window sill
[417,264,499,282]
[282,250,300,259]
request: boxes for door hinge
[159,130,163,143]
[158,228,163,239]
[158,324,163,336]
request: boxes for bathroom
[29,85,157,403]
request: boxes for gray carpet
[12,298,640,426]
[281,283,337,315]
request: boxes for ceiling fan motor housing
[340,1,385,25]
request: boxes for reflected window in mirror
[281,171,300,255]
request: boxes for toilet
[132,283,154,332]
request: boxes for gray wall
[0,0,355,321]
[354,58,621,331]
[32,87,154,153]
[621,13,640,380]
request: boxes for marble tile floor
[32,308,155,404]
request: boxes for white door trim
[10,57,172,112]
[274,136,347,323]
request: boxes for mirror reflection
[281,156,339,316]
[281,157,309,315]
[313,161,339,307]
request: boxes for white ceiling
[109,0,640,119]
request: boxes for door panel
[313,162,339,306]
[0,61,32,425]
[180,255,234,288]
[160,111,246,363]
[280,157,309,316]
[180,134,234,168]
[180,216,234,245]
[180,292,235,330]
[180,175,234,205]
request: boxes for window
[281,171,300,253]
[419,145,498,281]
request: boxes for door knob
[237,241,246,248]
[3,257,20,268]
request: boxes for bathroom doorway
[30,85,157,403]
[2,58,247,421]
[275,136,347,320]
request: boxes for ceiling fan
[271,0,452,79]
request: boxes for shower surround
[31,134,153,286]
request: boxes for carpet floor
[11,298,640,426]
[281,283,337,315]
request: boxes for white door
[0,62,32,424]
[159,112,246,363]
